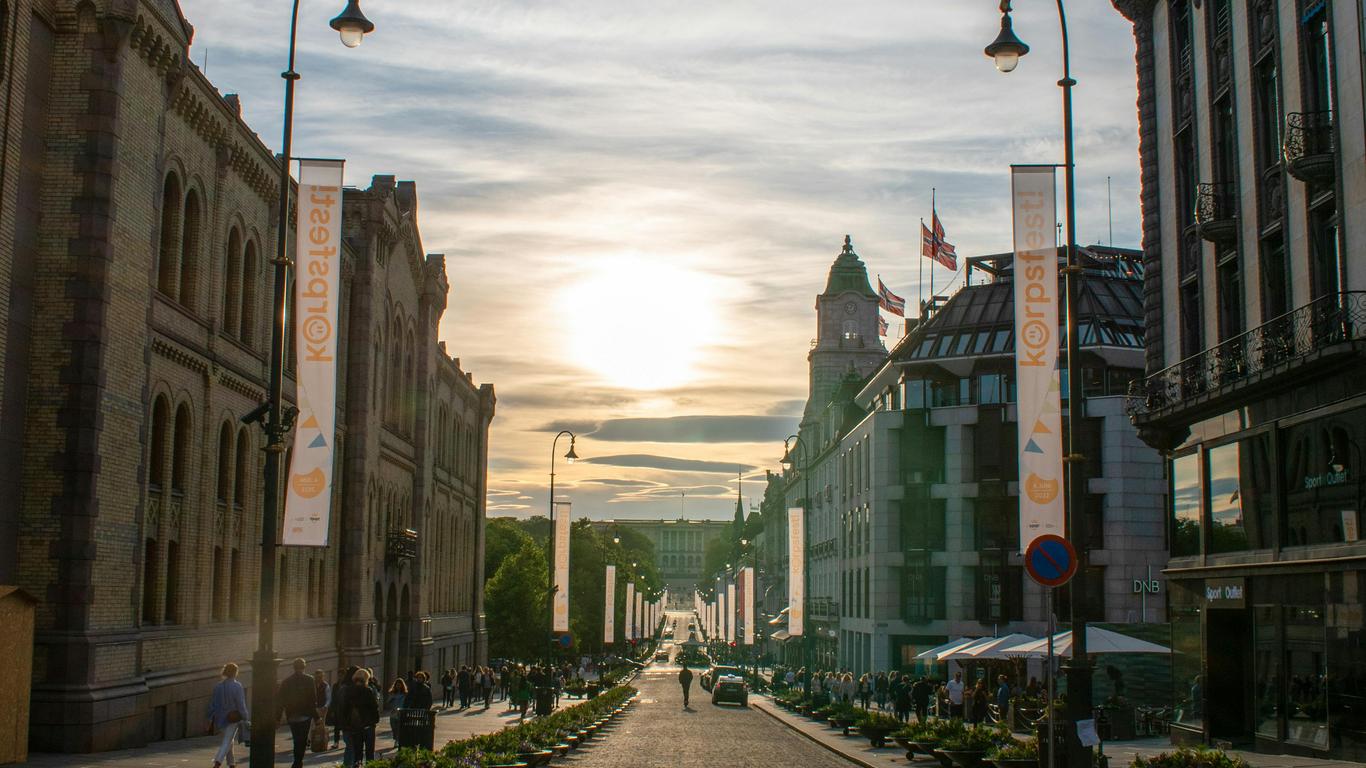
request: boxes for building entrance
[1207,609,1252,744]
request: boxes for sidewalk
[20,697,540,768]
[750,695,1365,768]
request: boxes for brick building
[0,0,493,753]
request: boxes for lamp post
[247,3,372,767]
[781,434,813,697]
[546,430,579,664]
[985,3,1091,765]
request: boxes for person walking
[513,672,533,722]
[206,662,248,768]
[995,675,1012,725]
[457,665,473,710]
[329,666,351,749]
[386,679,407,751]
[439,669,453,709]
[970,680,990,724]
[480,666,494,709]
[407,670,434,710]
[678,664,694,709]
[912,676,931,722]
[947,672,965,719]
[346,668,381,767]
[277,658,317,768]
[331,666,357,761]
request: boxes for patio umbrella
[1002,627,1171,658]
[954,633,1039,660]
[913,637,978,661]
[937,636,1003,662]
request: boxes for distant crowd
[775,666,1046,725]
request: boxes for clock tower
[803,236,887,428]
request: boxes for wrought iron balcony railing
[1194,182,1238,243]
[1283,110,1335,182]
[1128,291,1366,420]
[386,528,419,560]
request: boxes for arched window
[240,239,258,346]
[387,317,402,423]
[179,188,201,309]
[171,403,191,493]
[223,227,242,334]
[216,423,233,504]
[372,335,382,410]
[149,396,170,489]
[404,330,415,432]
[211,545,225,622]
[229,548,242,620]
[141,538,159,625]
[164,540,180,624]
[234,427,251,507]
[157,173,181,297]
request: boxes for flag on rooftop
[877,278,906,316]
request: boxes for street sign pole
[1046,587,1055,768]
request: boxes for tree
[484,538,548,661]
[485,517,534,580]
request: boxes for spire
[733,470,745,531]
[823,234,878,298]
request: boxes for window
[234,427,250,506]
[229,548,241,620]
[1207,442,1250,552]
[1216,251,1242,341]
[974,498,1019,551]
[179,188,200,309]
[211,546,225,622]
[149,396,169,489]
[240,239,258,346]
[164,540,180,624]
[1308,207,1340,301]
[141,538,158,625]
[1172,452,1202,556]
[171,403,191,494]
[223,228,242,334]
[974,555,1023,623]
[1179,280,1203,360]
[216,423,232,504]
[1254,58,1281,172]
[157,174,181,297]
[1170,581,1204,729]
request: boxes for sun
[559,258,723,390]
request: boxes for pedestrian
[386,679,407,749]
[480,666,494,709]
[678,663,694,709]
[947,672,965,719]
[205,662,248,768]
[457,665,473,709]
[346,668,381,767]
[996,674,1011,724]
[407,670,434,710]
[893,676,912,722]
[331,666,358,762]
[912,677,931,722]
[277,658,317,768]
[329,666,351,749]
[513,672,533,722]
[440,669,453,709]
[875,672,888,709]
[971,680,990,724]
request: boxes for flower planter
[939,749,989,768]
[894,736,924,761]
[565,734,581,749]
[488,763,530,768]
[859,725,895,748]
[926,749,957,768]
[550,742,571,758]
[830,717,857,737]
[516,749,554,767]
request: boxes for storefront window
[1285,605,1328,750]
[1208,443,1249,552]
[1254,605,1281,740]
[1171,581,1204,730]
[1327,571,1366,760]
[1172,452,1202,556]
[1284,411,1364,547]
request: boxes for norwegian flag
[877,278,906,316]
[877,315,889,337]
[921,212,958,271]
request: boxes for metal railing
[386,528,419,560]
[1283,110,1334,180]
[1194,182,1237,242]
[1128,291,1366,418]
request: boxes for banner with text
[788,507,805,637]
[726,583,736,643]
[553,501,571,632]
[625,582,635,640]
[635,592,643,640]
[604,565,616,644]
[1011,165,1065,551]
[742,567,755,645]
[283,159,345,546]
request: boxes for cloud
[582,455,755,473]
[589,415,800,443]
[580,478,665,488]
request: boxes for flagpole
[930,188,936,310]
[918,219,925,318]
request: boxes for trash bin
[534,686,555,717]
[395,707,435,750]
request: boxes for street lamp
[984,3,1092,766]
[248,3,372,767]
[781,434,813,698]
[546,430,579,663]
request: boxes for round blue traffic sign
[1025,534,1077,588]
[557,632,573,648]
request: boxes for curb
[751,698,882,768]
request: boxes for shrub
[939,723,1010,752]
[895,717,966,742]
[1129,747,1251,768]
[856,710,903,731]
[988,737,1040,760]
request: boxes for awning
[951,633,1039,661]
[913,637,978,661]
[770,629,791,642]
[1002,627,1172,658]
[937,637,1002,662]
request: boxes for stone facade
[594,518,731,604]
[0,0,493,753]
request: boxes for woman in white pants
[206,662,249,768]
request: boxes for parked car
[711,671,748,707]
[700,665,744,692]
[653,650,669,662]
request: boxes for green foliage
[855,710,902,731]
[484,538,548,660]
[1129,747,1250,768]
[938,723,1011,752]
[988,737,1040,760]
[894,717,966,742]
[484,518,533,580]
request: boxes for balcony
[1128,292,1366,427]
[386,528,418,561]
[1194,182,1238,244]
[1283,111,1335,183]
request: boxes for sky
[176,0,1142,523]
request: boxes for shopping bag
[310,717,329,752]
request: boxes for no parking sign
[1024,534,1077,588]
